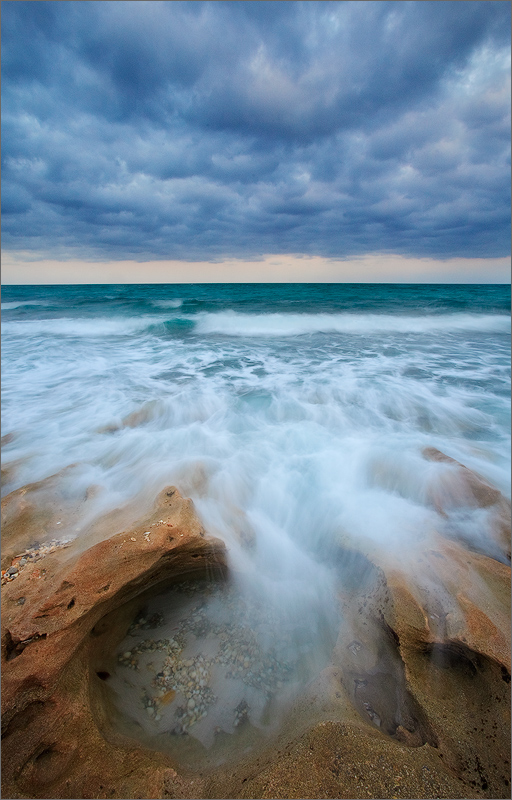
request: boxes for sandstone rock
[1,486,227,799]
[422,446,511,561]
[328,449,510,798]
[1,465,85,570]
[382,534,511,672]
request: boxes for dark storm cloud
[1,0,510,261]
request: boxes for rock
[329,449,510,797]
[0,466,76,566]
[160,689,176,706]
[382,531,511,672]
[422,446,511,561]
[423,447,502,506]
[1,485,227,799]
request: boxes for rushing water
[2,283,510,758]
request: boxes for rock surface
[1,486,228,799]
[422,446,511,561]
[1,454,510,799]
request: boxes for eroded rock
[1,486,227,799]
[422,446,511,562]
[331,449,511,798]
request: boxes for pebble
[1,539,69,585]
[116,581,298,733]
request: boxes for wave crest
[194,311,511,337]
[1,316,165,337]
[1,300,50,310]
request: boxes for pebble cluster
[128,611,165,634]
[1,539,69,585]
[116,581,297,735]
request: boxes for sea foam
[193,311,511,337]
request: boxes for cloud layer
[2,0,510,263]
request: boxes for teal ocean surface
[1,283,510,754]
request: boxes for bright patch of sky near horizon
[1,0,510,281]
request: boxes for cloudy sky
[2,0,510,283]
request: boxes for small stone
[6,567,18,576]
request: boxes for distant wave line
[2,311,510,338]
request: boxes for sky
[1,0,511,284]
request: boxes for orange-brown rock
[382,534,511,672]
[422,446,511,561]
[329,450,511,798]
[1,486,227,799]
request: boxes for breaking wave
[1,300,51,310]
[1,315,166,337]
[193,311,511,337]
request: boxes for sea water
[1,283,510,757]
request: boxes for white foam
[194,311,511,337]
[1,315,165,337]
[1,300,50,310]
[151,299,183,309]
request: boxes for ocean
[1,282,510,758]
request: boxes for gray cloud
[1,0,510,262]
